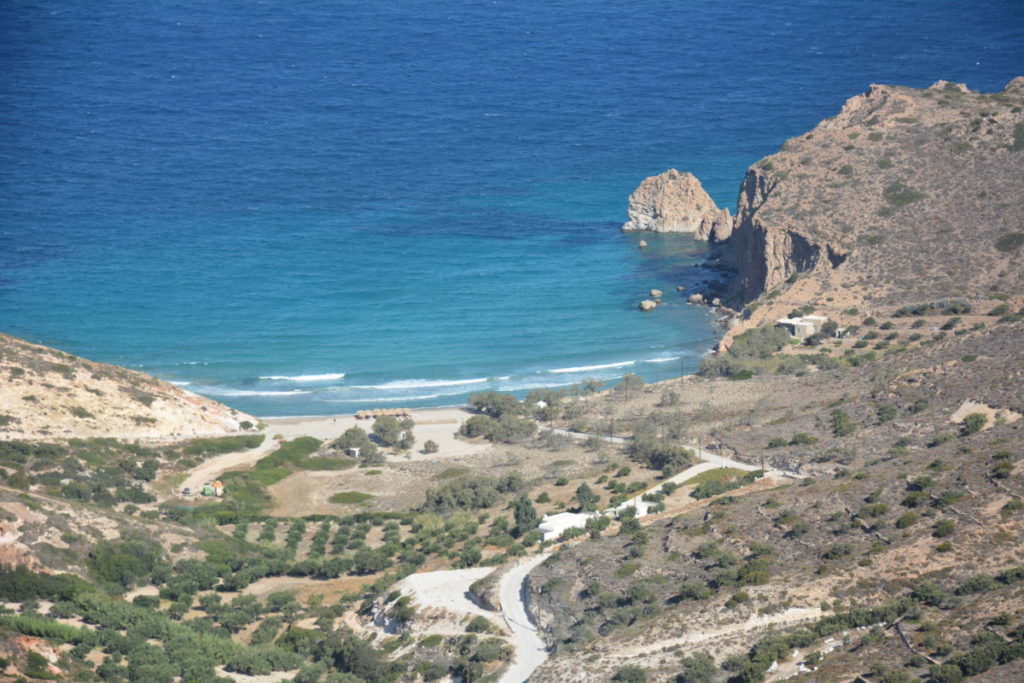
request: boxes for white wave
[548,360,635,374]
[260,372,346,382]
[644,355,681,364]
[493,378,580,392]
[326,393,445,403]
[169,381,192,386]
[205,388,312,397]
[348,377,491,390]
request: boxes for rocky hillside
[624,78,1024,311]
[726,77,1024,307]
[0,333,256,441]
[524,312,1024,682]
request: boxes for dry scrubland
[0,333,256,440]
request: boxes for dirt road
[178,435,278,495]
[608,606,823,659]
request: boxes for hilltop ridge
[0,333,256,441]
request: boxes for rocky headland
[625,78,1024,341]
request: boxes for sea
[1,1,1021,417]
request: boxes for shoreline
[236,339,725,421]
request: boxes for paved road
[498,553,553,683]
[398,553,552,682]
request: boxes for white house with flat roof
[776,314,829,339]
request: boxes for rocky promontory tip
[622,169,732,241]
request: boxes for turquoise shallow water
[1,1,1021,415]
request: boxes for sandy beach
[262,406,491,462]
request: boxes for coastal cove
[161,229,729,417]
[5,226,724,417]
[2,2,1024,681]
[2,1,1021,417]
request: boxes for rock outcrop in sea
[621,169,732,241]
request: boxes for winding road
[497,553,552,683]
[400,430,787,681]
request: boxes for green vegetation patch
[994,232,1024,253]
[183,433,265,456]
[690,470,764,499]
[434,466,471,480]
[882,181,926,208]
[682,467,750,488]
[329,491,375,505]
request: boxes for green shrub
[1012,122,1024,151]
[961,413,987,435]
[466,615,492,633]
[0,566,92,602]
[882,182,925,208]
[876,404,898,423]
[995,232,1024,252]
[183,434,265,456]
[612,665,647,682]
[420,473,524,513]
[831,409,856,437]
[724,591,751,609]
[88,538,164,591]
[468,391,523,418]
[895,512,919,529]
[1001,499,1024,516]
[933,519,955,538]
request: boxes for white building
[538,512,596,542]
[775,314,829,339]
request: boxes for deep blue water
[1,1,1021,415]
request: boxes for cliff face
[725,167,840,304]
[625,79,1024,309]
[0,333,256,441]
[723,77,1024,307]
[621,169,732,241]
